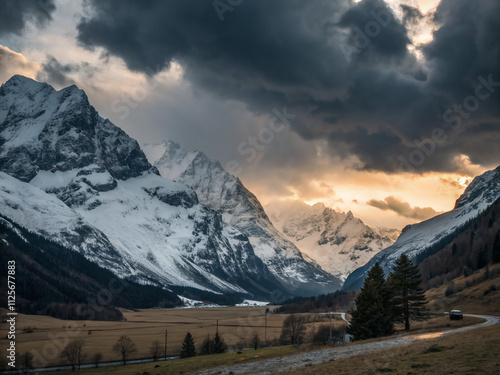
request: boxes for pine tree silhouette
[180,332,196,358]
[347,263,393,340]
[388,254,429,330]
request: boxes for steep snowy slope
[0,75,287,298]
[266,200,399,281]
[0,171,131,275]
[343,166,500,291]
[144,141,342,295]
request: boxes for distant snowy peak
[343,165,500,291]
[145,140,342,294]
[267,200,398,281]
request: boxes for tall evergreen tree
[209,332,228,354]
[388,254,429,330]
[493,230,500,263]
[347,263,393,340]
[180,332,196,358]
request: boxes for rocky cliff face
[144,141,343,295]
[0,75,150,182]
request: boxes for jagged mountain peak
[267,200,399,281]
[144,141,342,294]
[1,75,88,110]
[0,76,152,183]
[0,77,339,300]
[455,166,500,209]
[2,75,52,93]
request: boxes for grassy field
[36,315,481,375]
[0,306,346,368]
[426,263,500,315]
[2,264,498,372]
[44,345,312,375]
[288,323,500,375]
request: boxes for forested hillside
[419,198,500,290]
[0,216,182,320]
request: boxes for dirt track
[190,314,500,375]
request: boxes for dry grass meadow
[426,263,500,315]
[1,264,498,373]
[34,315,487,375]
[0,306,346,368]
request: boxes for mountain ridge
[143,140,342,295]
[343,165,500,291]
[0,76,339,303]
[266,200,399,281]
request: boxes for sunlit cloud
[0,44,40,82]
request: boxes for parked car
[449,310,463,320]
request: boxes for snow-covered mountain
[266,200,399,281]
[0,75,338,301]
[343,166,500,291]
[143,141,342,295]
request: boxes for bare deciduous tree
[112,335,137,365]
[19,351,34,374]
[149,340,162,361]
[61,339,87,372]
[280,314,307,346]
[91,352,103,368]
[250,333,261,350]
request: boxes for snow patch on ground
[236,299,269,307]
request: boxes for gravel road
[190,314,500,375]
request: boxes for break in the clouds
[367,195,442,220]
[75,0,500,174]
[0,0,56,36]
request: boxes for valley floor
[31,315,488,375]
[0,306,289,368]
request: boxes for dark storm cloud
[36,55,99,87]
[367,196,441,220]
[400,5,424,26]
[0,0,56,36]
[338,0,410,61]
[76,0,500,174]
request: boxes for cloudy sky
[1,0,499,229]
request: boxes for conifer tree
[493,230,500,263]
[347,263,393,340]
[180,332,197,358]
[388,254,429,330]
[209,332,228,354]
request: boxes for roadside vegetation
[287,324,500,375]
[348,254,430,341]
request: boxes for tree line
[347,254,429,340]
